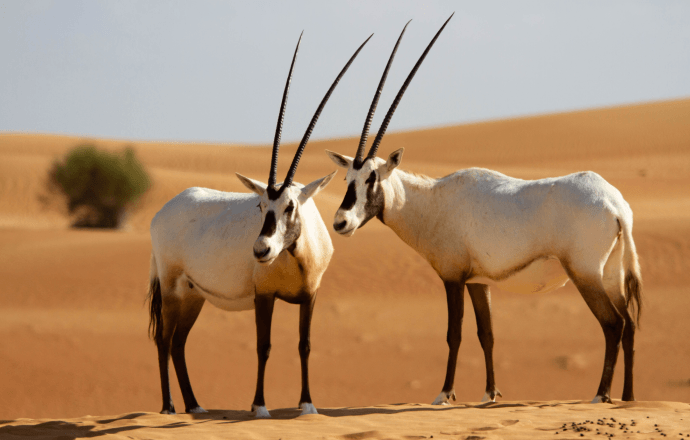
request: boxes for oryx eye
[365,171,376,184]
[284,202,294,215]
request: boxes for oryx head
[326,15,453,236]
[237,32,371,264]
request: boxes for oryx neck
[382,169,439,247]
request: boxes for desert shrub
[47,145,151,228]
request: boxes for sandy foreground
[0,99,689,438]
[1,401,689,440]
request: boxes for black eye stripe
[259,210,277,237]
[340,181,357,211]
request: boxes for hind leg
[566,268,624,403]
[602,237,636,401]
[156,291,181,414]
[605,279,635,401]
[467,284,502,402]
[619,306,635,401]
[170,293,206,413]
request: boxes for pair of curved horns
[268,32,373,190]
[355,13,454,164]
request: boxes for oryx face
[326,148,403,236]
[255,185,301,264]
[322,15,450,237]
[230,27,368,262]
[236,172,336,264]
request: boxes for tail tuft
[147,277,162,341]
[625,269,643,328]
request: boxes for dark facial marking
[365,171,376,184]
[282,203,301,251]
[340,182,357,211]
[259,210,277,237]
[360,171,385,227]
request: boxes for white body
[150,185,333,310]
[335,159,636,300]
[386,167,630,295]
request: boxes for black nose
[254,247,270,259]
[334,220,347,232]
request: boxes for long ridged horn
[268,32,302,189]
[367,13,453,159]
[282,33,373,188]
[353,21,411,166]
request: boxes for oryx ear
[235,173,267,196]
[325,150,354,168]
[299,170,337,203]
[381,148,404,178]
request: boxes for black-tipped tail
[625,269,643,328]
[147,277,162,341]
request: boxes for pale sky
[1,1,689,144]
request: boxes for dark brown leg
[157,295,180,414]
[432,279,465,405]
[252,294,275,418]
[569,274,624,403]
[621,312,635,401]
[298,294,317,414]
[170,296,206,413]
[467,283,502,402]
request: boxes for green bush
[47,145,151,228]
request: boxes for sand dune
[0,99,689,437]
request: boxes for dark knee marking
[298,340,311,357]
[257,343,271,360]
[477,328,494,346]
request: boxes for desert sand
[0,99,689,439]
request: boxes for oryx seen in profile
[147,32,371,418]
[326,15,642,405]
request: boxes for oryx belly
[194,287,255,312]
[467,256,569,294]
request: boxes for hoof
[432,389,456,405]
[186,406,207,414]
[160,409,176,415]
[481,388,502,403]
[591,395,612,404]
[299,402,318,415]
[251,404,271,419]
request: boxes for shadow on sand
[0,400,602,439]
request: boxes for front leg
[252,294,275,419]
[432,279,465,405]
[298,293,318,415]
[467,283,502,402]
